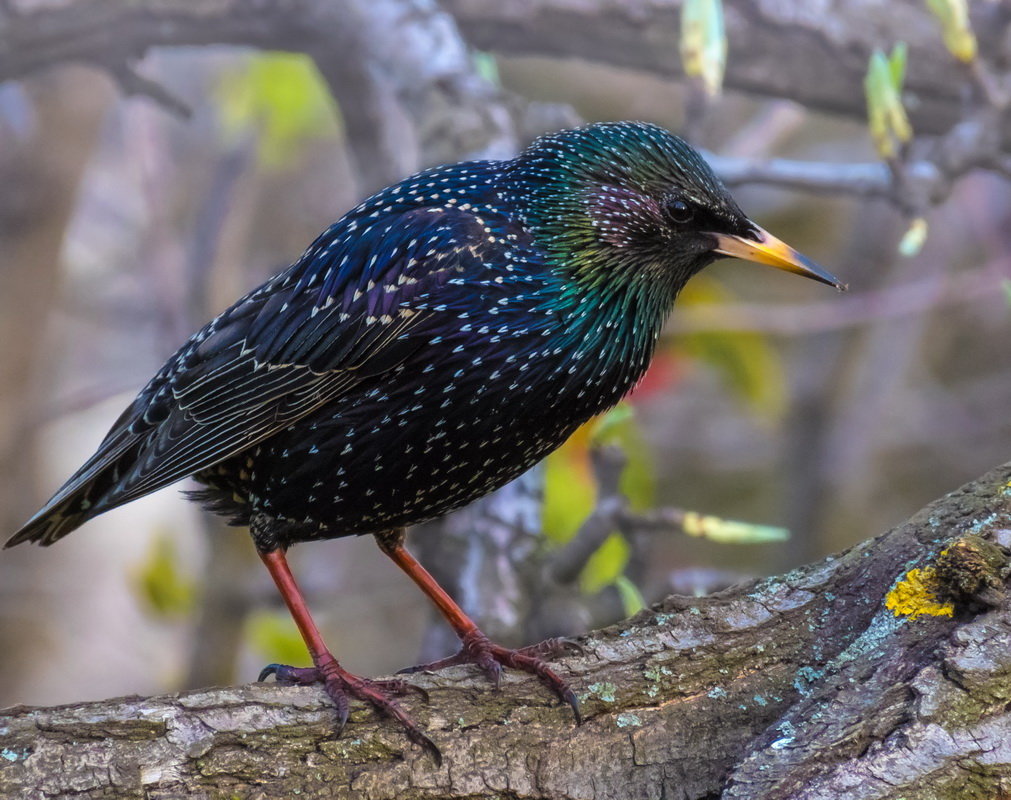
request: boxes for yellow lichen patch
[885,567,955,619]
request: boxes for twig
[109,62,192,119]
[707,153,936,201]
[546,446,626,585]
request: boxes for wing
[8,205,496,546]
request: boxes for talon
[410,730,443,767]
[562,687,583,724]
[375,678,430,702]
[400,628,580,721]
[259,658,437,760]
[258,663,281,682]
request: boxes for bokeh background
[1,0,1010,709]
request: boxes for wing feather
[8,205,498,546]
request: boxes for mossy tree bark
[2,463,1009,799]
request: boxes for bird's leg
[374,529,581,723]
[256,547,440,763]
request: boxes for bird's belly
[213,371,592,540]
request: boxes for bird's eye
[666,198,694,224]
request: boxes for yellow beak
[709,224,847,291]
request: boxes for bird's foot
[399,631,582,723]
[259,654,441,765]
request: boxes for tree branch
[443,0,1011,139]
[3,0,1011,145]
[2,463,1009,799]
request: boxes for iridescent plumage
[8,122,764,549]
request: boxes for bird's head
[506,121,845,297]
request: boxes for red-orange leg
[257,548,441,763]
[375,531,582,723]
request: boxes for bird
[6,121,844,761]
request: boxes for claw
[408,729,443,767]
[561,686,583,725]
[373,678,430,703]
[258,663,281,682]
[258,658,438,763]
[399,630,582,723]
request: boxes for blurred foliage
[898,216,929,258]
[472,52,502,87]
[864,43,912,160]
[216,53,340,168]
[542,426,597,546]
[587,404,655,511]
[679,0,727,97]
[542,403,656,542]
[676,276,787,422]
[925,0,977,63]
[613,574,647,616]
[542,403,654,595]
[581,533,630,594]
[133,532,196,619]
[681,511,788,544]
[245,609,308,666]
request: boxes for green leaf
[245,609,308,666]
[613,575,646,616]
[888,41,908,88]
[680,0,727,96]
[898,217,928,257]
[216,53,339,169]
[587,403,635,446]
[682,511,789,544]
[580,532,630,594]
[925,0,977,62]
[472,51,501,86]
[133,532,195,619]
[542,435,597,544]
[864,45,912,159]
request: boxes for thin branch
[109,62,192,119]
[547,446,626,585]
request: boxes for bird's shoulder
[121,163,549,435]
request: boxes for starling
[7,121,844,759]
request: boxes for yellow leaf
[580,532,630,594]
[682,511,789,543]
[245,609,308,665]
[132,532,195,619]
[676,277,787,421]
[925,0,977,63]
[216,53,339,169]
[680,0,727,96]
[898,217,928,257]
[542,436,597,544]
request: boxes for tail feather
[5,495,98,548]
[6,434,142,548]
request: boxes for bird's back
[7,157,663,548]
